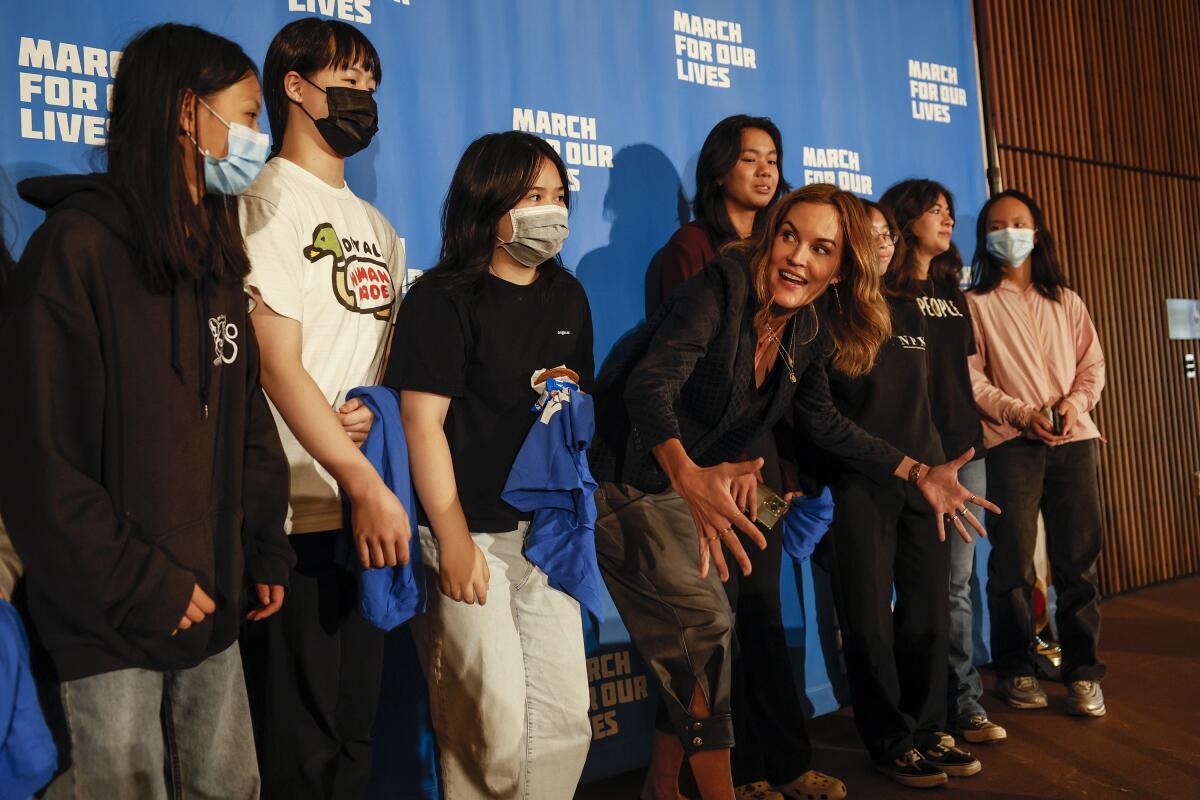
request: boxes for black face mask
[297,77,379,157]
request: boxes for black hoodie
[0,174,293,681]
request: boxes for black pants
[725,431,811,786]
[827,477,948,765]
[985,437,1106,682]
[241,530,385,800]
[725,519,812,785]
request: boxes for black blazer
[590,256,904,493]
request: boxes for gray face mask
[497,205,569,267]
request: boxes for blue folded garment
[781,487,834,562]
[502,380,605,619]
[338,386,426,631]
[0,600,57,800]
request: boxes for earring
[832,283,844,314]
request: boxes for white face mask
[985,228,1036,267]
[498,205,569,267]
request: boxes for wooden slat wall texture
[975,0,1200,594]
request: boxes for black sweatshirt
[590,256,904,493]
[0,174,293,681]
[822,297,946,481]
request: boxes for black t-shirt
[384,268,594,532]
[827,297,945,470]
[915,279,984,461]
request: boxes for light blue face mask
[190,97,270,196]
[985,228,1036,267]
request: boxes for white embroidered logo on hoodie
[208,314,239,365]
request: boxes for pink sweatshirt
[966,281,1105,449]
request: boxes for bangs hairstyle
[727,184,890,378]
[879,178,962,297]
[264,17,382,154]
[694,114,790,244]
[420,131,571,294]
[105,23,257,292]
[971,189,1069,301]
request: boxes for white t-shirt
[241,157,403,534]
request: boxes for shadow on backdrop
[575,143,688,367]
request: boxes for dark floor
[577,575,1200,799]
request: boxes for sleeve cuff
[245,280,302,322]
[248,551,293,590]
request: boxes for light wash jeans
[42,644,259,800]
[410,524,592,800]
[947,458,987,720]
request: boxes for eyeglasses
[873,230,899,246]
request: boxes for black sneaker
[920,743,982,777]
[874,749,948,788]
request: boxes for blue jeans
[947,458,987,720]
[42,644,259,799]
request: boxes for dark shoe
[919,743,982,777]
[997,675,1049,709]
[955,713,1007,743]
[1066,680,1106,717]
[873,749,948,789]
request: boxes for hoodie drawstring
[170,284,184,383]
[194,276,212,419]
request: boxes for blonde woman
[589,185,994,800]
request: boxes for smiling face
[721,127,779,213]
[909,192,954,257]
[765,201,843,310]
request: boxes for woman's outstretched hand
[674,458,768,581]
[915,448,1002,543]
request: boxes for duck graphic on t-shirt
[303,222,393,319]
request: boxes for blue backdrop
[2,1,991,795]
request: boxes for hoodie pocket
[119,512,217,664]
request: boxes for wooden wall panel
[976,0,1200,594]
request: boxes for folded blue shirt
[0,600,57,800]
[339,386,426,631]
[781,487,835,562]
[502,381,605,619]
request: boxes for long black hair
[971,189,1069,301]
[879,178,961,297]
[105,23,257,292]
[420,131,570,294]
[263,17,383,156]
[693,114,789,244]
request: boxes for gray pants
[594,483,735,754]
[42,644,259,800]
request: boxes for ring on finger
[967,495,978,505]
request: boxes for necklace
[763,319,797,383]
